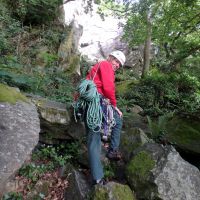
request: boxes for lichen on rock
[0,83,28,104]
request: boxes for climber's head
[108,50,126,71]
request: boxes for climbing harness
[73,62,102,132]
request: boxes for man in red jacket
[85,50,126,185]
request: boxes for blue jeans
[85,109,122,181]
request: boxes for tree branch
[63,0,75,4]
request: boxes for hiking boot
[93,178,106,186]
[106,149,122,161]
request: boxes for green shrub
[18,163,48,182]
[0,3,22,55]
[4,0,63,24]
[124,68,200,116]
[104,164,115,180]
[32,142,81,166]
[147,112,174,143]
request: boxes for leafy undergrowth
[3,141,125,199]
[2,142,80,200]
[6,168,69,200]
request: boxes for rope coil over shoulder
[73,63,102,132]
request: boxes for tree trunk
[142,12,152,78]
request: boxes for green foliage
[3,0,63,24]
[0,59,74,103]
[116,68,139,82]
[124,68,200,116]
[2,192,23,200]
[0,2,70,103]
[40,25,66,51]
[19,141,81,183]
[0,3,22,55]
[103,163,115,180]
[101,0,199,72]
[18,162,49,183]
[147,112,174,143]
[32,142,80,166]
[117,96,136,116]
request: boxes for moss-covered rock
[126,151,156,199]
[0,83,28,104]
[120,128,150,162]
[166,116,200,154]
[111,183,136,200]
[91,182,136,200]
[126,151,155,183]
[92,187,109,200]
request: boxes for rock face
[63,0,127,64]
[0,101,40,195]
[126,143,200,200]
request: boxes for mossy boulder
[28,95,85,144]
[166,116,200,154]
[126,151,155,187]
[125,143,200,200]
[91,182,136,200]
[123,112,149,133]
[120,127,151,162]
[0,91,39,195]
[0,83,28,104]
[125,144,161,199]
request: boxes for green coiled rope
[73,79,103,132]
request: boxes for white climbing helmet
[109,50,126,66]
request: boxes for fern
[147,112,174,142]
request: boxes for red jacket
[86,61,117,107]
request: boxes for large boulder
[126,143,200,200]
[28,95,85,144]
[0,84,40,196]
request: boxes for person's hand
[114,107,123,117]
